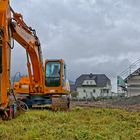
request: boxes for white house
[75,73,112,99]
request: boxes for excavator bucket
[52,95,69,111]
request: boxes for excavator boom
[10,8,44,93]
[0,0,11,109]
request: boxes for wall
[77,86,112,99]
[127,75,140,97]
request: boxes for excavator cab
[45,59,70,94]
[44,59,70,110]
[45,59,67,88]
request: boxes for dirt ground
[71,96,140,112]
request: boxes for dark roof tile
[75,74,111,88]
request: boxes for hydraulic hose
[11,91,29,112]
[11,72,29,112]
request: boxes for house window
[101,89,109,93]
[83,89,86,93]
[93,89,96,93]
[90,81,92,85]
[86,81,89,85]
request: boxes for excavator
[0,0,70,120]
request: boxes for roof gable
[125,68,140,82]
[75,74,111,88]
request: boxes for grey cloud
[11,0,140,91]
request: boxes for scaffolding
[117,59,140,97]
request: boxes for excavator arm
[0,0,44,110]
[10,9,44,93]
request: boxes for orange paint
[0,1,70,111]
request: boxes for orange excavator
[0,0,70,119]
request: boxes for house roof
[75,73,111,88]
[70,84,76,91]
[124,68,140,82]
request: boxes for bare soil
[71,96,140,112]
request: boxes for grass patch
[0,107,140,140]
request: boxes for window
[83,89,86,93]
[46,62,60,77]
[86,81,89,84]
[101,89,109,93]
[93,89,96,93]
[45,62,61,87]
[62,64,66,86]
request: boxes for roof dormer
[82,80,96,86]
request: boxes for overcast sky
[10,0,140,91]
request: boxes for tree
[70,91,78,99]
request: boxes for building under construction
[117,59,140,97]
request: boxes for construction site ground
[71,95,140,112]
[0,96,140,139]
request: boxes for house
[75,73,112,99]
[125,68,140,97]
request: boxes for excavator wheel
[1,109,12,120]
[1,106,15,121]
[16,100,29,112]
[0,104,17,120]
[1,111,9,120]
[52,95,70,111]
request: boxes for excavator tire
[0,106,14,121]
[1,111,9,120]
